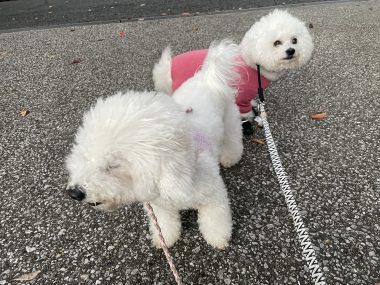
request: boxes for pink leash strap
[144,202,183,285]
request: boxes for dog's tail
[195,39,239,99]
[152,46,173,95]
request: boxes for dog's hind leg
[145,203,181,248]
[197,179,232,249]
[220,102,243,168]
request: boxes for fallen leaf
[13,271,41,281]
[309,23,314,29]
[71,58,82,64]
[118,31,126,38]
[181,12,191,16]
[20,110,30,117]
[253,138,265,145]
[309,112,327,120]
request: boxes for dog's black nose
[67,186,86,201]
[286,48,295,56]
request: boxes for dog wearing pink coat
[153,9,313,135]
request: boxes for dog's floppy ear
[130,169,160,202]
[105,154,160,203]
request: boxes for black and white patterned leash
[256,65,326,285]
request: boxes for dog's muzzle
[67,186,86,201]
[284,48,296,60]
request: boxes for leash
[144,202,183,285]
[256,65,326,285]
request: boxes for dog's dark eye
[292,38,298,44]
[105,164,120,172]
[274,40,282,47]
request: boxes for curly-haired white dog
[65,40,243,249]
[153,9,313,135]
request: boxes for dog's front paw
[198,205,232,250]
[152,235,166,249]
[151,229,180,249]
[220,154,238,168]
[204,235,229,250]
[220,144,243,168]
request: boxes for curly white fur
[65,40,243,249]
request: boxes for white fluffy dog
[153,9,313,134]
[65,40,243,249]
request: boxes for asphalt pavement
[0,0,379,284]
[0,0,334,31]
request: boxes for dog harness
[192,129,212,153]
[171,49,271,114]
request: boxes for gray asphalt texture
[0,0,335,31]
[0,0,379,284]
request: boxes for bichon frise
[152,9,314,135]
[65,40,243,249]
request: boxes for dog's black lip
[88,202,102,206]
[284,56,294,60]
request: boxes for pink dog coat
[171,49,271,114]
